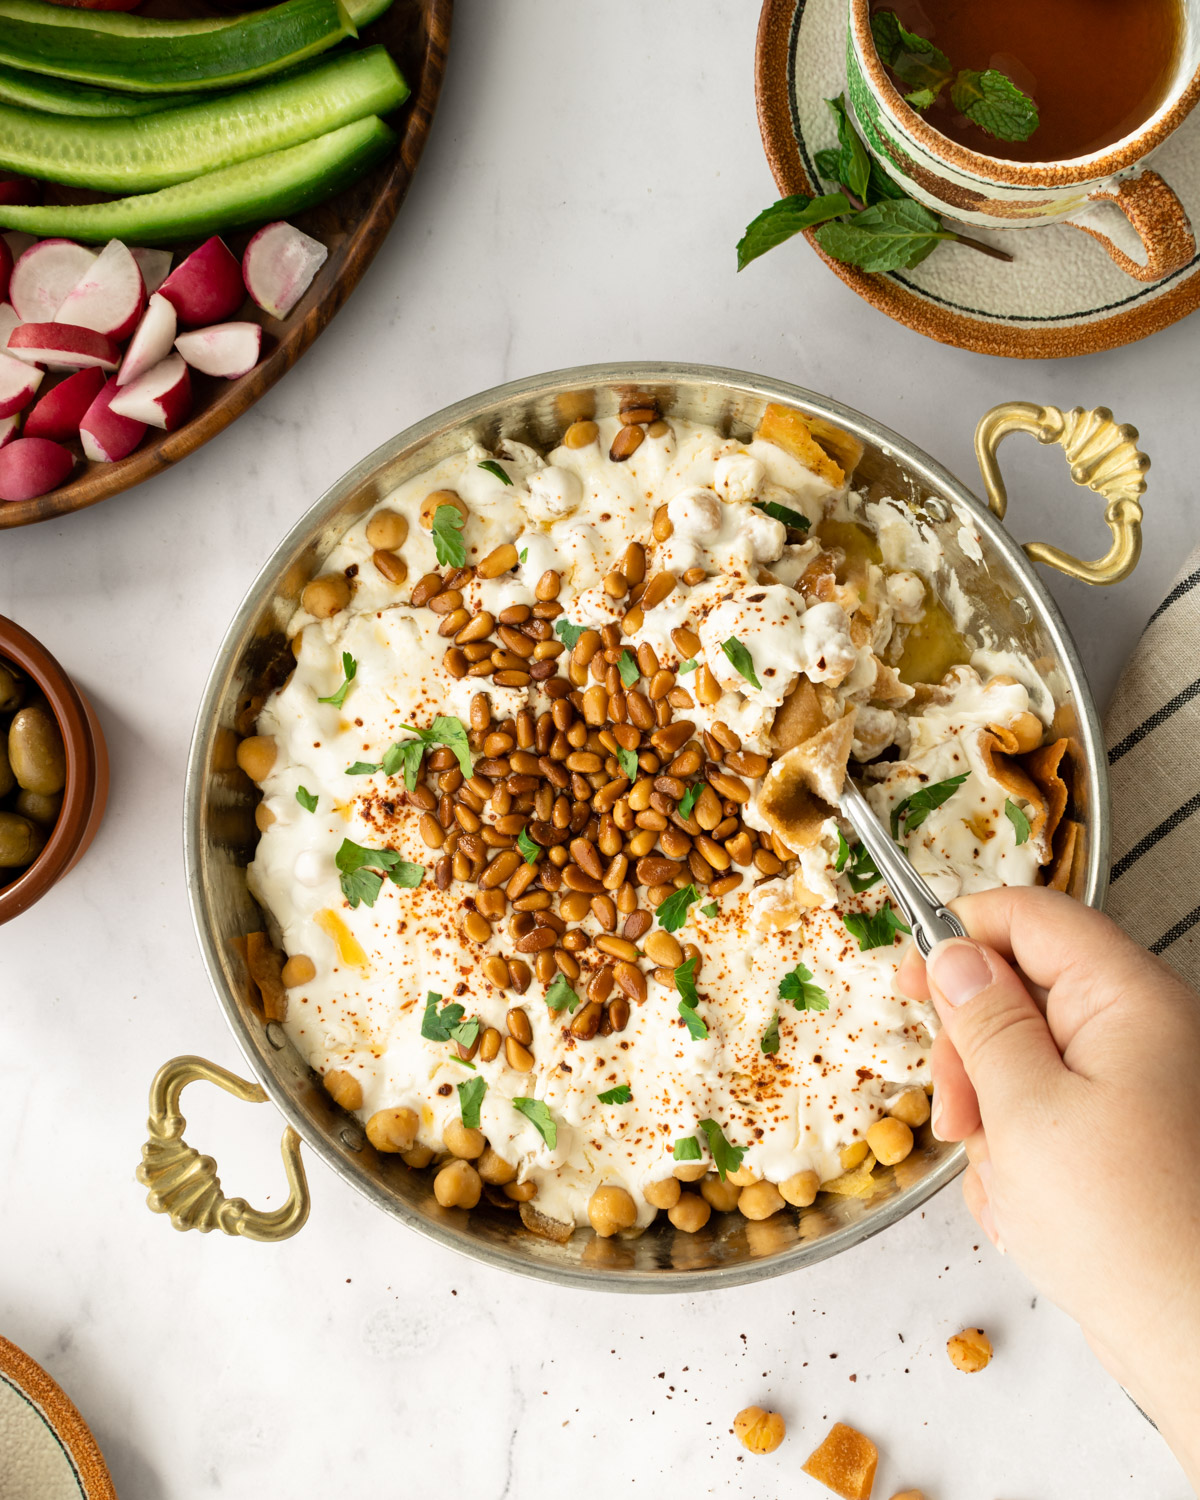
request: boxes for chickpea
[889,1492,927,1499]
[867,1116,914,1166]
[643,1176,681,1211]
[365,508,408,551]
[700,1174,741,1213]
[890,1087,931,1128]
[738,1181,785,1221]
[477,1146,517,1184]
[434,1158,482,1209]
[366,1107,419,1153]
[588,1184,637,1238]
[503,1179,537,1202]
[840,1139,870,1171]
[733,1406,786,1455]
[323,1068,362,1112]
[443,1118,486,1159]
[281,954,316,987]
[780,1169,820,1208]
[236,735,276,783]
[401,1143,435,1168]
[301,572,351,619]
[946,1327,992,1374]
[727,1165,758,1187]
[254,802,275,831]
[668,1193,711,1233]
[673,1161,709,1182]
[419,489,469,531]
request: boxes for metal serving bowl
[138,363,1147,1290]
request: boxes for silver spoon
[839,777,967,957]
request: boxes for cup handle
[1070,169,1195,283]
[974,402,1148,585]
[136,1054,310,1241]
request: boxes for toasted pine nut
[610,425,644,461]
[478,543,519,578]
[505,1036,535,1071]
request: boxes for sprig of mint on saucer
[737,95,1011,275]
[871,10,1039,142]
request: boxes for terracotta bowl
[0,617,109,925]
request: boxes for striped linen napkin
[1103,547,1200,986]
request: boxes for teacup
[846,0,1200,281]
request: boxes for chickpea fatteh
[236,398,1078,1241]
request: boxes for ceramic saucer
[0,1337,116,1500]
[756,0,1200,357]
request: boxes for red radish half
[54,238,145,342]
[175,321,261,379]
[24,365,105,441]
[0,178,39,207]
[0,436,73,502]
[0,238,11,306]
[0,350,43,417]
[117,293,175,387]
[0,414,19,449]
[131,247,172,295]
[8,321,122,371]
[158,237,244,328]
[242,221,327,319]
[10,239,97,322]
[109,352,191,430]
[80,376,147,461]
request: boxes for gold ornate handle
[136,1055,310,1241]
[974,402,1149,585]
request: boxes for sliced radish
[0,350,43,418]
[175,321,261,379]
[54,238,146,342]
[158,237,244,328]
[108,352,191,430]
[242,221,327,320]
[10,239,97,322]
[7,321,122,372]
[0,178,39,207]
[0,414,19,449]
[117,293,176,387]
[0,436,73,502]
[24,366,105,441]
[80,376,147,461]
[0,304,38,367]
[130,247,172,296]
[0,238,11,306]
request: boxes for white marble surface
[2,3,1197,1495]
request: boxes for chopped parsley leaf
[517,824,542,864]
[545,972,580,1012]
[554,618,587,650]
[317,651,357,708]
[890,773,969,839]
[720,636,762,691]
[657,883,699,932]
[1005,798,1031,845]
[677,784,700,819]
[598,1084,632,1105]
[617,748,640,782]
[295,786,318,813]
[431,503,467,567]
[844,902,912,951]
[512,1096,557,1149]
[676,658,698,675]
[779,961,829,1012]
[673,1136,702,1161]
[698,1118,744,1181]
[754,498,811,531]
[335,839,423,908]
[477,459,512,485]
[457,1076,487,1129]
[761,1014,781,1054]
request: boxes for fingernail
[927,939,992,1008]
[930,1087,946,1140]
[976,1161,1006,1254]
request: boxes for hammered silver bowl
[138,362,1141,1290]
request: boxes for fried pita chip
[761,711,856,848]
[978,727,1054,859]
[1047,817,1081,892]
[798,552,840,605]
[985,710,1043,755]
[246,930,288,1021]
[519,1201,574,1243]
[803,1423,880,1500]
[869,657,914,707]
[820,1153,880,1199]
[753,875,825,932]
[756,402,846,488]
[771,677,827,753]
[1023,738,1071,851]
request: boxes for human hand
[898,886,1200,1488]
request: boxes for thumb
[925,937,1065,1121]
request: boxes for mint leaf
[905,86,938,110]
[951,68,1038,142]
[844,902,912,951]
[677,658,698,675]
[815,198,955,273]
[431,504,466,567]
[890,772,969,839]
[678,784,700,819]
[617,748,640,782]
[779,961,829,1012]
[814,117,903,206]
[814,147,842,183]
[736,191,852,271]
[554,618,586,650]
[754,499,811,531]
[296,785,318,813]
[421,990,464,1042]
[477,459,512,485]
[545,972,579,1012]
[721,636,761,691]
[458,1075,487,1129]
[870,12,951,97]
[701,901,718,918]
[1005,797,1031,845]
[761,1014,781,1055]
[698,1118,744,1181]
[512,1096,557,1149]
[673,1136,702,1162]
[517,824,542,864]
[317,651,357,708]
[657,884,699,932]
[826,93,871,202]
[598,1084,632,1105]
[617,650,640,688]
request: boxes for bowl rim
[184,361,1109,1290]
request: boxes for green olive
[0,737,13,800]
[15,788,62,827]
[8,704,66,796]
[0,663,22,713]
[0,811,44,869]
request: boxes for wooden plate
[0,1336,116,1499]
[0,0,452,529]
